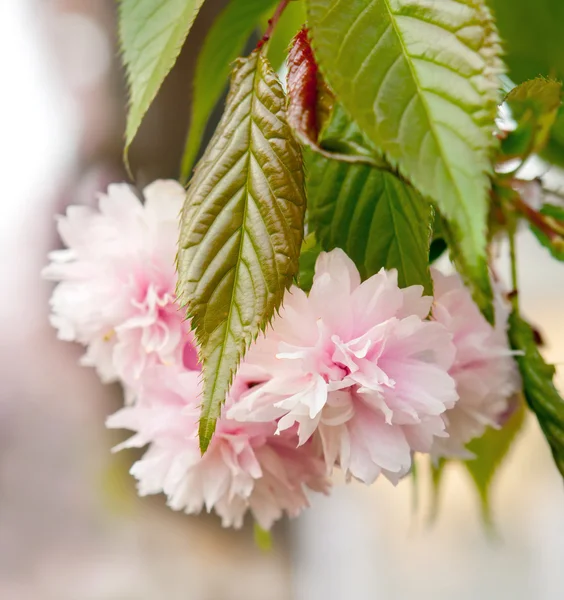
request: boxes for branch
[257,0,292,51]
[513,195,564,241]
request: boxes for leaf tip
[198,416,216,455]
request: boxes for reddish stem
[513,196,564,241]
[257,0,292,50]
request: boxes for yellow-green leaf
[177,51,306,452]
[120,0,206,163]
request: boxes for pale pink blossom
[430,269,521,458]
[43,180,187,385]
[107,347,329,529]
[229,249,458,484]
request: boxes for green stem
[509,227,519,312]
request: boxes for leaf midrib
[381,0,478,243]
[201,56,264,439]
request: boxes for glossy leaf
[306,0,503,317]
[180,0,279,181]
[307,108,433,292]
[120,0,206,161]
[465,397,526,524]
[177,51,306,452]
[508,312,564,478]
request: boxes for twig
[513,195,564,241]
[508,228,519,311]
[257,0,292,50]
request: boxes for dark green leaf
[298,233,322,292]
[177,51,306,452]
[180,0,279,181]
[307,113,433,292]
[487,0,564,83]
[306,0,502,317]
[120,0,207,163]
[465,398,526,525]
[508,311,564,478]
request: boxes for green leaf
[530,204,564,261]
[465,398,526,525]
[260,0,306,72]
[298,233,322,292]
[306,0,502,317]
[508,311,564,479]
[180,0,279,181]
[307,107,433,293]
[177,50,306,452]
[502,78,562,158]
[120,0,207,164]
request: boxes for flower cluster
[44,180,520,529]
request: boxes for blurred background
[1,1,563,599]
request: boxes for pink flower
[229,249,458,484]
[43,180,187,385]
[107,345,329,529]
[430,269,521,458]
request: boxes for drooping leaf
[120,0,207,163]
[465,397,526,525]
[307,108,433,293]
[177,50,306,452]
[508,311,564,478]
[530,203,564,261]
[501,78,562,159]
[286,30,380,166]
[306,0,503,318]
[259,0,306,72]
[180,0,279,181]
